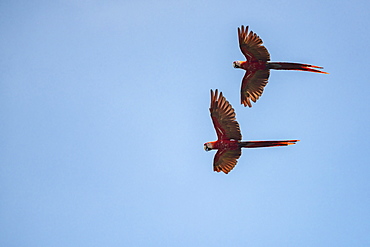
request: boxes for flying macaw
[204,89,299,174]
[233,25,328,107]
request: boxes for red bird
[204,89,299,174]
[233,25,328,107]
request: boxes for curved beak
[233,61,240,68]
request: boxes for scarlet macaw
[234,25,328,107]
[204,89,299,174]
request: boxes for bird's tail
[239,140,299,148]
[268,62,328,74]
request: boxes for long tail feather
[268,62,328,74]
[239,140,299,148]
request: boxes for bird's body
[234,60,267,71]
[234,25,328,107]
[204,89,299,174]
[204,140,239,150]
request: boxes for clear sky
[1,0,370,246]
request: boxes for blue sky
[1,0,370,246]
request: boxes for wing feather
[210,89,242,140]
[213,148,242,174]
[240,69,270,107]
[238,25,270,62]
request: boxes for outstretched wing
[213,148,242,174]
[238,25,270,62]
[240,69,270,107]
[210,89,242,140]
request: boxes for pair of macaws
[205,26,328,174]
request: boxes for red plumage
[234,25,328,107]
[204,89,299,174]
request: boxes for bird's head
[233,61,242,69]
[204,142,213,151]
